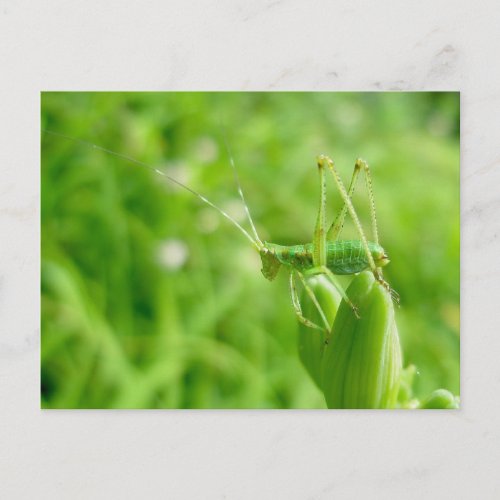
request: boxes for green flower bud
[397,364,419,408]
[419,389,459,409]
[297,276,341,389]
[321,271,402,409]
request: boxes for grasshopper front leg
[289,270,329,333]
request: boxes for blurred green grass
[41,92,459,408]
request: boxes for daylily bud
[297,275,341,389]
[419,389,459,409]
[321,271,402,409]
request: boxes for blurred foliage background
[41,92,459,408]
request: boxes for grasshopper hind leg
[319,155,398,300]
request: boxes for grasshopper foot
[351,302,360,319]
[377,277,400,305]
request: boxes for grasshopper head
[260,244,281,281]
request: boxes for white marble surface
[1,0,499,498]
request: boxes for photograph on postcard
[41,92,459,409]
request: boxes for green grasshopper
[44,131,397,333]
[250,154,397,332]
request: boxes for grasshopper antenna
[219,125,263,249]
[42,129,260,250]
